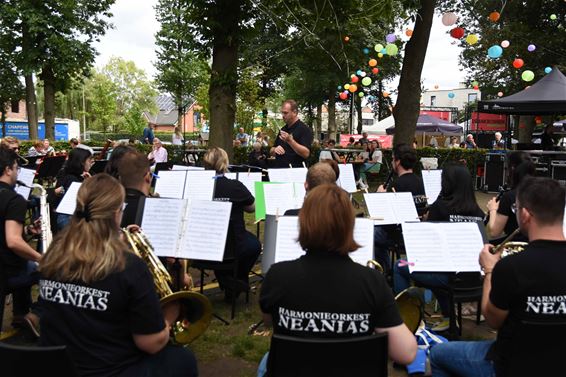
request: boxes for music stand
[36,155,66,184]
[228,164,263,173]
[155,161,173,174]
[89,160,108,175]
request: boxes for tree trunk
[208,0,242,159]
[392,0,436,146]
[315,103,322,141]
[1,104,6,138]
[24,74,38,140]
[327,88,337,141]
[356,95,363,134]
[42,65,56,140]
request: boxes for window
[468,93,478,103]
[10,100,19,113]
[362,118,374,126]
[430,96,436,107]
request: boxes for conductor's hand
[162,301,180,329]
[273,145,285,155]
[487,197,499,212]
[279,130,294,143]
[479,243,500,273]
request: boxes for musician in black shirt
[431,177,566,377]
[270,99,313,168]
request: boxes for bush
[87,132,200,143]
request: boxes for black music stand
[89,160,108,175]
[22,155,40,168]
[155,161,173,174]
[36,155,66,183]
[228,164,263,173]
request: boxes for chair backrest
[266,333,388,377]
[0,342,79,377]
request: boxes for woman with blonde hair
[39,173,197,377]
[203,147,262,301]
[172,126,183,146]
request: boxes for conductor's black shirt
[273,120,313,168]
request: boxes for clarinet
[484,185,509,225]
[383,170,395,191]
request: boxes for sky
[94,1,467,95]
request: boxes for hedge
[87,132,200,143]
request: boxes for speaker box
[483,153,506,192]
[551,161,566,186]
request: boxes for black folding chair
[266,333,389,377]
[0,342,78,377]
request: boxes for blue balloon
[363,48,370,54]
[545,67,552,74]
[380,48,387,54]
[337,86,342,90]
[487,45,503,59]
[448,92,455,99]
[356,70,362,76]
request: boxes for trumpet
[122,228,212,344]
[491,228,527,258]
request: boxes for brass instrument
[491,228,527,258]
[366,259,384,274]
[122,228,212,344]
[17,180,52,252]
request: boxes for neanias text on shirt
[278,307,370,334]
[526,295,566,314]
[39,279,110,311]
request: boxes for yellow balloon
[378,53,384,58]
[465,34,479,45]
[344,84,350,90]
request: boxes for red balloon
[450,27,465,39]
[512,58,524,69]
[351,76,359,83]
[473,85,479,90]
[339,92,348,100]
[372,67,379,74]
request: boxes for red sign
[470,112,507,131]
[420,110,452,122]
[339,134,393,148]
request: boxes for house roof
[144,94,195,126]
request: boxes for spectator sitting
[319,139,340,161]
[248,142,268,169]
[347,136,355,146]
[172,126,183,146]
[147,138,168,164]
[27,140,46,157]
[236,127,249,147]
[43,139,55,155]
[69,138,80,149]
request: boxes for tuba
[122,228,212,344]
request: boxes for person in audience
[39,173,198,377]
[27,140,46,157]
[486,151,535,242]
[492,132,505,149]
[357,139,383,189]
[319,139,340,162]
[248,142,268,169]
[203,147,262,300]
[148,138,168,164]
[283,162,337,216]
[540,123,555,151]
[465,134,478,149]
[142,123,155,145]
[236,127,249,147]
[347,136,356,146]
[393,162,485,332]
[43,139,55,155]
[172,126,184,146]
[69,138,80,149]
[430,176,566,377]
[448,136,460,148]
[258,184,417,375]
[359,131,369,144]
[0,146,42,334]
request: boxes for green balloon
[385,43,398,56]
[374,43,384,52]
[358,92,365,97]
[550,14,557,20]
[361,77,372,86]
[472,80,479,86]
[521,70,535,82]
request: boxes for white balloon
[442,12,458,26]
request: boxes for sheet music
[337,164,357,193]
[15,168,35,199]
[263,183,304,215]
[349,218,374,266]
[402,222,484,273]
[56,182,82,215]
[364,192,419,225]
[268,167,307,183]
[563,207,566,238]
[172,165,204,171]
[237,172,262,198]
[183,170,216,201]
[273,216,304,263]
[155,170,187,199]
[141,198,186,258]
[182,200,231,261]
[422,170,442,204]
[225,173,238,180]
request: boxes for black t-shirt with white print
[427,199,485,223]
[39,252,164,377]
[260,250,403,338]
[0,181,28,275]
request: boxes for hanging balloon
[450,27,465,39]
[527,44,536,52]
[381,48,387,54]
[356,70,363,76]
[535,116,542,124]
[512,58,524,69]
[545,67,552,74]
[448,92,455,99]
[465,34,479,45]
[363,48,370,54]
[369,59,378,67]
[378,53,384,58]
[383,91,390,98]
[361,77,372,86]
[497,92,504,97]
[442,12,458,26]
[487,45,503,59]
[489,12,500,22]
[339,92,348,100]
[386,33,396,43]
[351,75,359,83]
[372,67,379,74]
[348,84,358,93]
[472,80,479,87]
[405,29,413,37]
[337,85,342,90]
[473,85,479,90]
[344,36,350,42]
[344,84,350,90]
[501,40,510,48]
[374,43,384,52]
[550,14,557,20]
[359,92,365,98]
[385,44,399,56]
[521,70,535,82]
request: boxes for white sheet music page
[268,168,307,183]
[393,192,420,223]
[337,164,358,193]
[349,218,374,266]
[364,193,398,225]
[237,172,263,198]
[402,222,484,273]
[155,170,187,199]
[172,165,204,171]
[422,170,442,205]
[182,200,231,261]
[264,183,295,215]
[15,168,35,199]
[141,198,185,258]
[55,182,82,215]
[274,216,305,263]
[225,172,238,180]
[183,170,216,201]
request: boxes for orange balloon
[405,29,413,37]
[512,58,524,69]
[344,36,350,42]
[339,92,348,100]
[348,84,358,93]
[372,67,379,74]
[368,59,378,67]
[383,91,390,98]
[489,11,500,22]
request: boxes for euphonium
[17,180,52,252]
[122,228,212,344]
[491,228,527,258]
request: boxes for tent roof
[385,114,463,135]
[477,67,566,115]
[362,115,393,135]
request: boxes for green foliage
[235,67,263,134]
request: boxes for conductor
[270,100,313,168]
